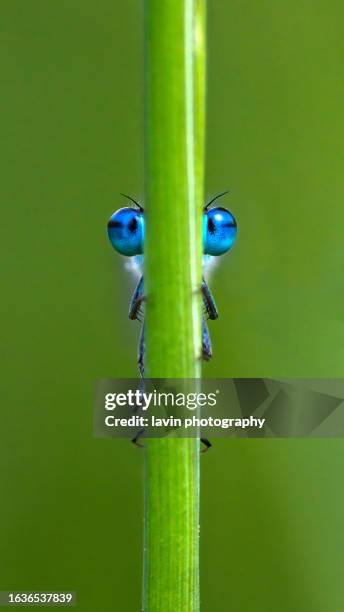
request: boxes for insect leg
[202,315,212,361]
[200,322,213,451]
[128,277,145,443]
[200,317,213,449]
[132,335,146,444]
[201,278,218,320]
[129,275,145,320]
[138,323,145,377]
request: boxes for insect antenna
[204,190,229,211]
[120,193,144,212]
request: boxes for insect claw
[201,438,212,452]
[132,428,145,448]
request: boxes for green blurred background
[1,1,344,610]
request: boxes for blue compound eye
[203,207,237,256]
[107,207,144,256]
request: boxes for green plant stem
[143,1,206,610]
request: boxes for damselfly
[107,192,237,376]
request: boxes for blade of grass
[143,1,206,610]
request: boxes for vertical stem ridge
[143,1,206,610]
